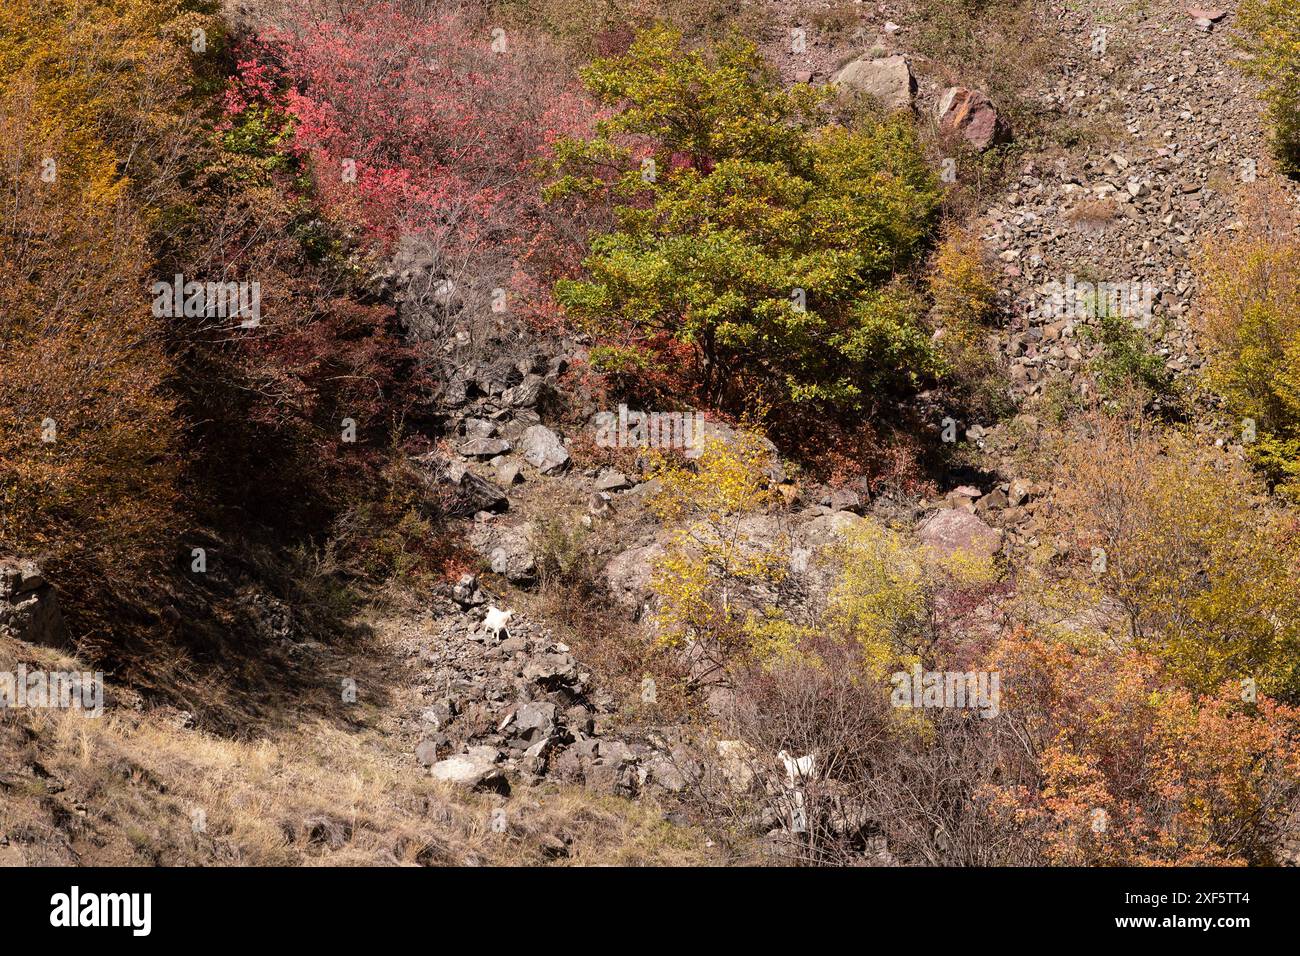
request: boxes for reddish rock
[935,87,1011,152]
[917,508,1004,561]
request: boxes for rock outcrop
[0,558,66,650]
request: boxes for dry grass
[0,625,721,867]
[1066,198,1118,226]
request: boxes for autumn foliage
[0,0,208,630]
[548,26,943,417]
[3,0,1299,870]
[250,3,597,325]
[988,634,1300,866]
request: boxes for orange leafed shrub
[988,633,1300,865]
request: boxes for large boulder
[503,373,548,409]
[604,543,666,610]
[687,420,786,484]
[413,455,508,517]
[832,54,916,112]
[469,521,536,584]
[474,358,524,397]
[0,558,66,650]
[935,86,1010,152]
[513,701,557,743]
[519,424,570,475]
[798,511,867,550]
[916,508,1003,561]
[489,540,536,584]
[523,652,579,690]
[447,469,509,517]
[429,745,508,792]
[458,437,510,458]
[715,739,758,793]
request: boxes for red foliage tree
[261,4,597,325]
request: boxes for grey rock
[643,751,697,793]
[429,746,509,792]
[594,469,631,492]
[604,543,667,609]
[452,573,484,608]
[524,653,579,688]
[825,487,863,513]
[495,459,524,486]
[489,540,536,584]
[715,739,757,793]
[415,739,442,767]
[519,425,570,475]
[448,470,509,516]
[0,558,66,650]
[799,511,866,550]
[459,437,511,458]
[514,701,557,741]
[462,417,496,439]
[832,54,916,112]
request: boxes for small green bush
[1083,313,1172,401]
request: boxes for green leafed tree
[547,25,944,415]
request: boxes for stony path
[376,586,696,799]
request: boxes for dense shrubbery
[1239,0,1300,177]
[927,228,1008,419]
[727,625,1300,865]
[7,0,1298,868]
[175,38,429,535]
[649,432,788,653]
[255,4,596,329]
[986,633,1300,866]
[500,0,773,58]
[648,429,999,670]
[1082,313,1173,402]
[0,0,439,657]
[548,26,944,417]
[1053,413,1300,703]
[1198,230,1300,498]
[652,419,1300,864]
[0,0,210,634]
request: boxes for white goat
[777,750,816,835]
[483,606,513,641]
[777,750,816,788]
